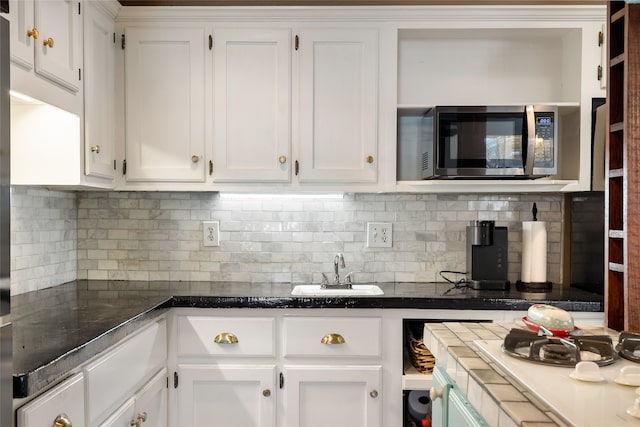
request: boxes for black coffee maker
[466,220,509,290]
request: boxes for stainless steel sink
[291,284,384,296]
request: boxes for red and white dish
[521,316,579,337]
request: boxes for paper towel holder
[517,206,552,292]
[516,280,552,292]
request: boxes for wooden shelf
[611,8,625,24]
[611,53,625,67]
[606,2,640,332]
[608,168,624,178]
[610,122,624,133]
[609,229,626,239]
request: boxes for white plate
[614,375,640,387]
[569,372,605,382]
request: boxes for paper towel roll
[521,221,547,283]
[407,390,431,422]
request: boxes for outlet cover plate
[203,221,220,247]
[367,222,392,248]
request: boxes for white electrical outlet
[366,222,392,248]
[203,221,220,247]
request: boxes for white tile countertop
[423,322,628,427]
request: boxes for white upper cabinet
[9,0,81,92]
[295,28,379,184]
[84,0,116,180]
[123,26,206,182]
[211,28,291,183]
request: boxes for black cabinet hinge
[209,35,213,50]
[294,35,299,51]
[598,31,604,47]
[113,32,116,44]
[122,159,127,175]
[113,160,116,170]
[78,68,81,81]
[174,372,179,388]
[294,160,299,176]
[78,2,81,14]
[121,34,125,50]
[209,160,213,175]
[279,372,284,389]
[598,65,603,81]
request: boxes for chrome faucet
[320,253,352,289]
[334,253,345,284]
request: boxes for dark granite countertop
[10,280,603,399]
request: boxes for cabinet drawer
[177,316,275,357]
[17,373,86,427]
[85,319,167,426]
[283,317,382,358]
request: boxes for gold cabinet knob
[27,28,39,39]
[53,414,72,427]
[278,155,287,164]
[370,390,379,398]
[366,155,374,164]
[321,333,345,345]
[191,155,200,163]
[214,332,238,344]
[91,145,100,154]
[43,37,55,48]
[263,389,271,397]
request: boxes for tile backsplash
[11,187,77,294]
[75,192,564,285]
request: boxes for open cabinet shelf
[606,1,640,332]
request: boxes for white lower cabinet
[16,373,86,427]
[169,310,386,427]
[177,364,276,427]
[100,369,168,427]
[282,365,382,427]
[85,319,167,425]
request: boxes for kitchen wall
[75,191,564,285]
[11,187,77,294]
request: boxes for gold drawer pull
[53,414,72,427]
[214,332,238,344]
[321,333,345,345]
[43,37,55,48]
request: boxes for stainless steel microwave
[421,105,558,179]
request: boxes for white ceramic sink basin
[291,284,384,296]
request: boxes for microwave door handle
[524,105,536,176]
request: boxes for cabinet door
[283,365,382,427]
[7,0,35,69]
[98,398,136,427]
[8,0,80,92]
[124,26,206,182]
[212,28,291,182]
[83,1,115,179]
[176,364,276,427]
[134,369,168,427]
[34,0,81,92]
[17,373,86,427]
[296,28,378,183]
